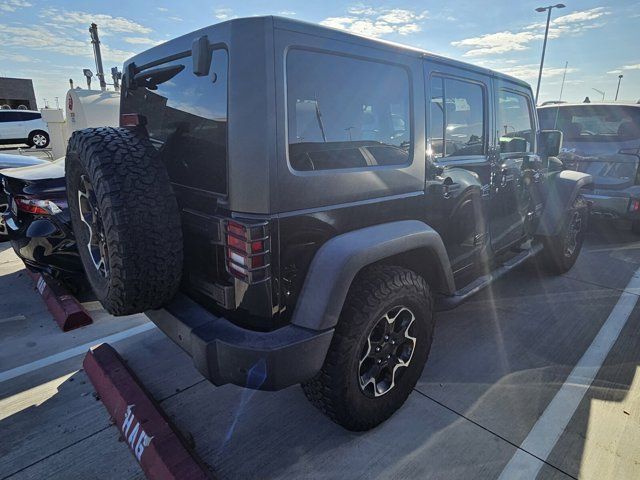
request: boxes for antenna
[69,78,74,90]
[558,61,568,102]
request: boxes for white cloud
[157,7,168,12]
[452,31,540,57]
[453,7,610,57]
[321,6,428,38]
[0,51,31,62]
[168,16,183,22]
[214,8,234,20]
[278,10,296,16]
[123,36,161,46]
[40,8,152,35]
[607,69,623,74]
[0,0,31,13]
[496,64,577,82]
[0,22,135,63]
[622,63,640,70]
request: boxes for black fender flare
[290,220,455,331]
[537,170,593,237]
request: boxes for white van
[0,110,50,148]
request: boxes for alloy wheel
[358,306,417,397]
[564,211,582,258]
[32,134,47,147]
[77,175,109,277]
[0,203,8,237]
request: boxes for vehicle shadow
[159,224,640,479]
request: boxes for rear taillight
[629,199,640,213]
[14,197,65,215]
[120,113,146,127]
[225,219,270,283]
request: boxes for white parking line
[498,267,640,479]
[0,322,156,384]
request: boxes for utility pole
[558,61,568,102]
[615,74,623,101]
[89,23,107,91]
[535,4,566,104]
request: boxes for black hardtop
[125,15,530,90]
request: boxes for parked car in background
[538,103,640,231]
[0,158,85,290]
[0,110,50,148]
[0,153,48,242]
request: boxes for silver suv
[0,110,50,148]
[538,103,640,231]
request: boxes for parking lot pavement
[2,224,640,479]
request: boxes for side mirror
[539,130,563,157]
[192,36,212,77]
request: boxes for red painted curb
[26,270,92,331]
[83,343,214,480]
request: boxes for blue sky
[1,0,638,108]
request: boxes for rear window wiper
[132,64,185,90]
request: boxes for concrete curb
[83,343,214,480]
[26,270,92,331]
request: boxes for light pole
[615,75,623,101]
[535,3,566,104]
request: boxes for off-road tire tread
[66,127,183,315]
[539,195,587,275]
[302,266,432,431]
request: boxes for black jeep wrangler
[65,17,592,431]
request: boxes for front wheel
[538,195,588,274]
[302,266,434,431]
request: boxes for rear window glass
[122,49,228,194]
[539,105,640,141]
[286,49,411,172]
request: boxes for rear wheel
[539,195,588,274]
[302,266,434,431]
[66,127,183,315]
[28,130,49,148]
[0,196,9,241]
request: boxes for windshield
[539,105,640,141]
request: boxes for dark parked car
[0,157,84,288]
[0,153,48,242]
[538,103,640,231]
[65,17,591,430]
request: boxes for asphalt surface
[1,222,640,479]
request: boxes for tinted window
[539,105,640,141]
[0,112,22,122]
[21,112,41,121]
[429,76,485,159]
[122,49,228,194]
[287,50,411,171]
[498,90,535,153]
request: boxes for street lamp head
[555,4,566,8]
[536,7,547,12]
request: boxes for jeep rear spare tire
[66,127,183,315]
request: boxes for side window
[498,90,535,154]
[286,49,411,172]
[0,112,22,122]
[21,112,41,121]
[428,75,485,159]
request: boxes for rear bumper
[582,191,639,220]
[145,294,334,391]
